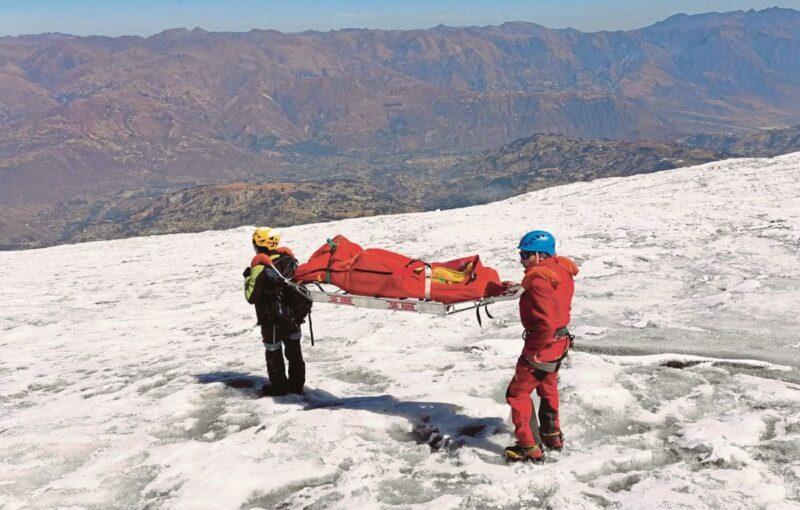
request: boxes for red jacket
[519,256,578,356]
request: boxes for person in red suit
[504,230,579,462]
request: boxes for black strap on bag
[475,303,496,328]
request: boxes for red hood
[521,256,578,290]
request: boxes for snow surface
[1,154,800,509]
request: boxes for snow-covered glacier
[1,154,799,509]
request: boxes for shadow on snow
[195,371,507,456]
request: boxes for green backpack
[243,265,265,304]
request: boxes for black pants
[261,321,305,394]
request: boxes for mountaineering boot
[504,444,545,463]
[541,431,564,451]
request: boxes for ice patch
[682,412,768,448]
[571,325,608,338]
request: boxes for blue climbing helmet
[518,230,556,256]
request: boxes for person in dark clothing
[244,227,307,396]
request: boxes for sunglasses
[519,250,535,261]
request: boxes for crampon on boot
[504,444,545,463]
[541,431,564,451]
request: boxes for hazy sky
[1,0,799,37]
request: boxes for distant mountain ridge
[6,122,800,250]
[1,131,724,249]
[1,8,800,209]
[426,133,723,209]
[682,125,800,157]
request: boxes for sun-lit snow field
[2,154,800,509]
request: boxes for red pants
[506,357,560,446]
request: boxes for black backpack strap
[307,312,315,346]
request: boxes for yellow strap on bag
[432,262,474,284]
[413,262,474,284]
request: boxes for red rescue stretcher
[294,235,522,322]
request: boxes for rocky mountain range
[422,134,723,209]
[37,180,421,247]
[1,8,800,249]
[682,125,800,157]
[2,131,726,248]
[6,121,800,249]
[2,8,800,206]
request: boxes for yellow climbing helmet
[252,227,281,250]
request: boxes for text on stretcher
[388,301,417,311]
[328,295,354,305]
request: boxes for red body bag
[294,235,505,304]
